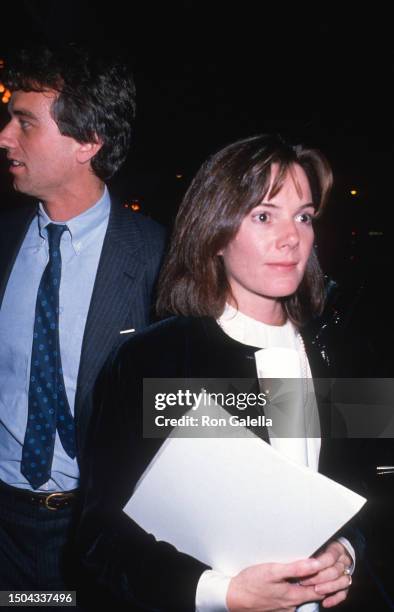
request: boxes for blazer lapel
[0,205,37,307]
[193,318,270,442]
[300,329,336,453]
[199,317,260,377]
[75,201,146,421]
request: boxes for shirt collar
[37,186,111,254]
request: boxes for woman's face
[220,163,315,323]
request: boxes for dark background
[0,1,393,287]
[1,5,393,606]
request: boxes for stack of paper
[124,435,365,575]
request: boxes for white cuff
[195,569,231,612]
[337,537,356,574]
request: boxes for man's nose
[0,122,15,150]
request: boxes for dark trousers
[0,479,82,608]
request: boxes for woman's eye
[256,212,269,223]
[297,212,314,224]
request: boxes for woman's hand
[299,540,353,608]
[226,557,324,611]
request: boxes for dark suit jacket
[0,196,166,463]
[78,315,353,612]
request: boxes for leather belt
[34,490,77,510]
[0,480,78,511]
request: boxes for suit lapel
[75,200,146,420]
[0,205,37,307]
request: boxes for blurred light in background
[123,199,141,212]
[0,59,11,103]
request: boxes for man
[0,43,165,594]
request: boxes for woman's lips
[266,262,298,268]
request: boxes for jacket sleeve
[77,343,209,611]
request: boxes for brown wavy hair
[157,134,333,326]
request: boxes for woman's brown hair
[157,134,333,326]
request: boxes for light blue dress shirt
[0,187,110,491]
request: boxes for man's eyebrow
[9,106,38,120]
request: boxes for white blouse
[218,304,321,471]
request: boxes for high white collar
[217,303,298,350]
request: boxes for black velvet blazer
[78,315,355,612]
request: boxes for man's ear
[76,139,103,164]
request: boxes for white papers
[124,435,366,576]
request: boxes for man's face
[220,163,315,318]
[0,90,82,200]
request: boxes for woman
[79,135,355,611]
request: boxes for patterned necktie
[21,223,76,489]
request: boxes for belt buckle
[44,492,65,511]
